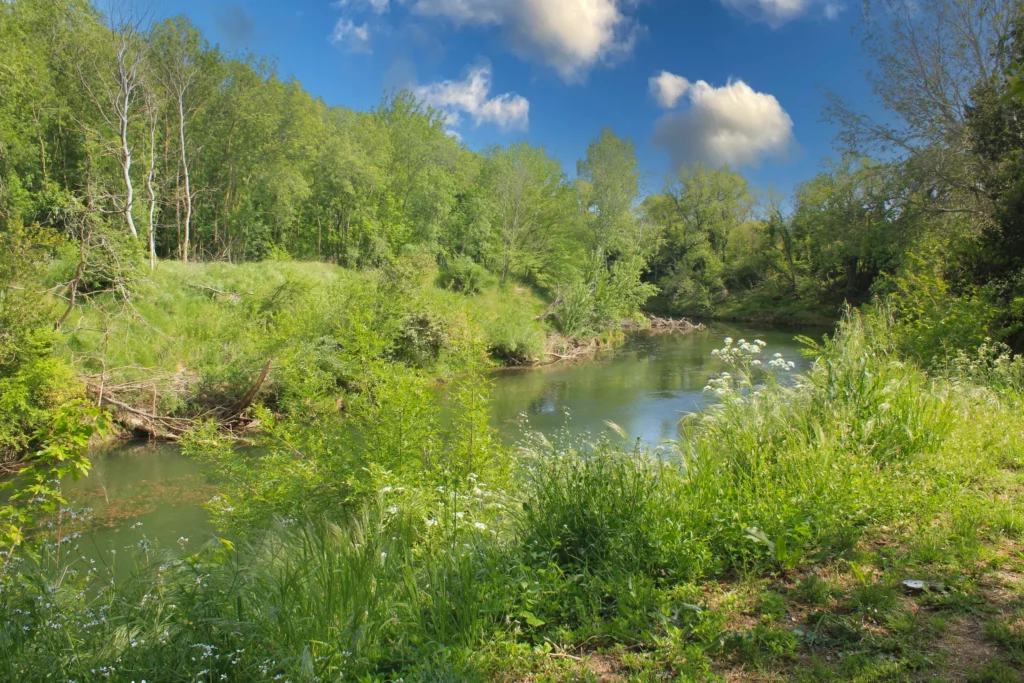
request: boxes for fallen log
[229,360,272,420]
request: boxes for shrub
[515,436,664,574]
[439,255,490,294]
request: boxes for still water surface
[65,323,820,558]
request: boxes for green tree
[576,128,642,258]
[475,143,577,283]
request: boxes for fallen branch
[86,384,192,440]
[647,316,706,332]
[229,360,272,420]
[82,357,272,441]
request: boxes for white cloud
[415,65,529,131]
[649,71,691,109]
[407,0,639,82]
[330,18,373,52]
[652,78,794,168]
[333,0,391,13]
[718,0,841,26]
[823,2,843,19]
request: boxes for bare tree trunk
[73,14,146,239]
[119,81,138,238]
[178,94,192,262]
[145,104,158,270]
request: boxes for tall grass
[58,259,548,417]
[4,309,1024,680]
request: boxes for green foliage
[516,436,664,574]
[0,228,109,560]
[553,253,658,336]
[645,164,752,315]
[439,254,490,294]
[879,251,1001,363]
[7,306,1024,680]
[184,359,509,533]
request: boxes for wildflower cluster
[710,337,767,365]
[769,353,797,371]
[705,337,795,396]
[378,473,507,538]
[948,337,1024,391]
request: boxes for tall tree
[827,0,1015,217]
[150,16,205,262]
[576,129,641,257]
[477,143,573,283]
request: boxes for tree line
[4,0,1024,346]
[0,0,655,336]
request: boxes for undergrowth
[3,310,1024,681]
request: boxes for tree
[71,4,148,240]
[826,0,1015,217]
[791,157,925,301]
[645,164,752,314]
[477,143,573,283]
[762,190,798,292]
[377,92,465,253]
[576,129,641,257]
[142,83,161,269]
[150,17,206,262]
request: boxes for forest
[5,0,1024,680]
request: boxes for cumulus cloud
[415,65,529,131]
[406,0,639,82]
[651,76,794,168]
[328,0,640,80]
[649,71,692,109]
[330,18,373,53]
[718,0,841,26]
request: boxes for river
[64,323,820,560]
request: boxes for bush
[516,436,664,574]
[879,256,1001,365]
[0,228,92,465]
[439,255,490,294]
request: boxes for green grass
[710,290,840,326]
[3,309,1024,681]
[57,258,550,418]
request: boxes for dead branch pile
[647,316,706,332]
[82,360,272,441]
[537,335,602,366]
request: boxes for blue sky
[142,0,880,197]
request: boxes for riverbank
[4,311,1024,681]
[646,292,841,328]
[60,324,812,560]
[53,258,705,443]
[53,259,549,440]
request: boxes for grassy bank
[55,257,553,434]
[3,311,1024,681]
[646,292,840,328]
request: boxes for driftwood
[229,360,272,419]
[533,335,604,367]
[647,316,706,332]
[85,359,273,441]
[86,384,192,440]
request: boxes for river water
[64,323,819,559]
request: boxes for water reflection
[63,322,823,554]
[490,323,815,445]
